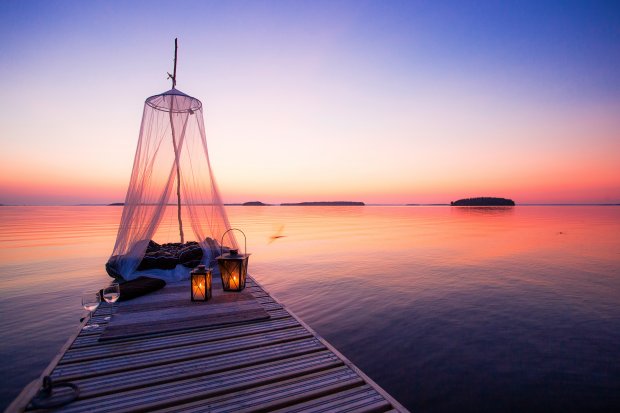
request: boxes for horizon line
[1,203,619,207]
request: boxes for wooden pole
[172,38,178,88]
[170,38,184,243]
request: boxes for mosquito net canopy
[106,88,237,282]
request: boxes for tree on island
[451,197,515,206]
[242,201,269,206]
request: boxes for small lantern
[190,265,212,301]
[217,228,250,292]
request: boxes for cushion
[101,277,166,302]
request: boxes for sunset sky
[0,1,618,205]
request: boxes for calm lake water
[1,205,619,411]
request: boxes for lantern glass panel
[218,256,248,291]
[191,269,212,301]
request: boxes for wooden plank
[52,327,313,381]
[63,317,300,363]
[255,296,276,303]
[260,302,283,311]
[99,308,270,341]
[42,353,344,413]
[99,286,270,340]
[270,385,391,413]
[116,288,257,313]
[152,366,364,413]
[70,308,292,348]
[64,339,327,400]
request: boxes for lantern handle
[220,228,247,256]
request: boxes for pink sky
[1,2,619,205]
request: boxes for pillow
[101,276,166,302]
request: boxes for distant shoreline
[281,201,365,206]
[1,203,619,207]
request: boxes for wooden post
[170,38,184,243]
[170,101,184,244]
[172,38,177,88]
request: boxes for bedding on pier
[106,88,237,282]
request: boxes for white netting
[106,88,237,281]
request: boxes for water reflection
[230,205,620,412]
[0,205,619,412]
[451,206,515,215]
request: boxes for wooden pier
[9,275,408,412]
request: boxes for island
[451,197,515,206]
[281,201,365,206]
[108,203,125,206]
[242,201,269,206]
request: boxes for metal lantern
[190,264,212,301]
[217,228,250,292]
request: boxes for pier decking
[9,275,408,412]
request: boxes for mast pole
[172,38,177,88]
[169,38,184,243]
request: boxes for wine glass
[102,283,120,321]
[81,292,100,330]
